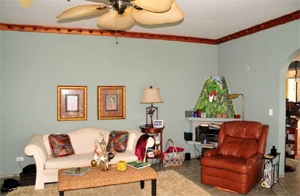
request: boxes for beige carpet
[7,170,212,196]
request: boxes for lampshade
[227,93,241,99]
[141,87,163,104]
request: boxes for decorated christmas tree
[194,76,236,118]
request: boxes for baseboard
[0,174,19,178]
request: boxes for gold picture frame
[57,86,87,121]
[98,86,126,120]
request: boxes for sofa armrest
[204,148,219,157]
[24,134,48,164]
[144,137,154,161]
[247,154,263,165]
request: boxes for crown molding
[0,23,217,45]
[217,10,300,44]
[0,10,299,45]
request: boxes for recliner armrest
[204,148,219,157]
[247,154,263,165]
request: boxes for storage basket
[163,139,184,167]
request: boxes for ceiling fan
[57,0,184,30]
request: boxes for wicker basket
[163,139,184,167]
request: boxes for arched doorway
[279,49,300,176]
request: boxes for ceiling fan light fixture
[56,0,184,31]
[97,7,135,30]
[56,4,108,20]
[131,0,184,25]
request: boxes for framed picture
[57,86,87,121]
[153,120,164,128]
[98,86,126,120]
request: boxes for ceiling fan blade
[97,7,135,30]
[57,4,108,20]
[131,0,173,13]
[132,0,184,25]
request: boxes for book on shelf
[147,148,153,153]
[63,167,91,176]
[201,143,214,148]
[127,160,151,169]
[209,123,221,129]
[147,152,155,157]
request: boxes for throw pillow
[106,131,129,153]
[48,134,75,158]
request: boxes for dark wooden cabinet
[286,102,300,159]
[139,125,164,164]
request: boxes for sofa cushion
[45,153,93,169]
[45,151,138,169]
[68,128,109,154]
[126,130,138,153]
[201,155,252,174]
[109,151,138,164]
[107,131,129,152]
[219,136,258,158]
[48,134,75,158]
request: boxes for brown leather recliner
[201,121,269,194]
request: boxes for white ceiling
[1,0,299,39]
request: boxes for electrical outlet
[16,157,24,162]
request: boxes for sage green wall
[0,31,218,175]
[0,31,2,175]
[218,20,300,175]
[2,20,298,177]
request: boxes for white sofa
[24,128,154,189]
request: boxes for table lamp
[227,93,245,121]
[140,86,163,127]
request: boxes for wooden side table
[139,125,164,165]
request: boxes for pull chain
[115,16,118,44]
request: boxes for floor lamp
[227,93,245,121]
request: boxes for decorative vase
[271,146,277,156]
[107,152,114,162]
[91,160,97,167]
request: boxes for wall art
[57,86,87,121]
[98,86,126,120]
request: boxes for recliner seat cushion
[201,166,250,184]
[219,136,258,158]
[201,155,252,174]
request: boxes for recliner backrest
[218,121,266,158]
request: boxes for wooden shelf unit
[285,102,300,159]
[185,117,241,143]
[139,125,164,164]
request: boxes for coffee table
[58,166,157,196]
